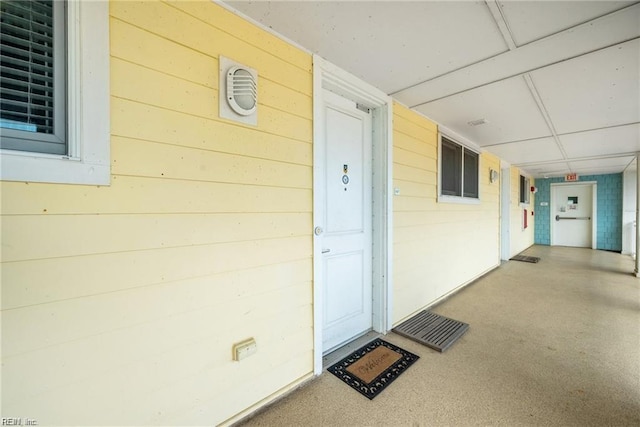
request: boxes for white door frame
[312,55,393,375]
[550,181,597,249]
[500,162,511,260]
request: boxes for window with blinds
[441,137,462,197]
[440,136,479,200]
[519,175,530,204]
[463,149,479,198]
[0,0,66,155]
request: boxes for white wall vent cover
[219,56,258,126]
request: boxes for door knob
[314,226,323,236]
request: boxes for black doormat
[394,310,469,352]
[510,254,540,263]
[326,338,419,400]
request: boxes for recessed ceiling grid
[393,3,640,107]
[482,4,572,174]
[226,1,640,177]
[405,2,639,178]
[482,0,573,171]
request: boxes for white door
[552,184,594,247]
[320,90,373,353]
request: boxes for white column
[635,154,640,276]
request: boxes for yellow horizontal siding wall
[509,167,535,256]
[392,104,501,324]
[1,1,313,425]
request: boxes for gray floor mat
[394,310,469,352]
[510,254,540,263]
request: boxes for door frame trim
[312,55,393,375]
[500,162,511,260]
[550,181,597,249]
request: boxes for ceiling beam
[522,73,570,170]
[484,0,517,51]
[482,122,640,147]
[392,3,640,106]
[515,152,638,168]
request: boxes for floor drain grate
[394,311,469,352]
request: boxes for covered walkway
[240,246,640,426]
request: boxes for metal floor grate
[510,254,540,263]
[394,311,469,352]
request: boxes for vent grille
[467,118,488,126]
[394,311,469,352]
[510,254,540,263]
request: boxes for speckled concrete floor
[238,246,640,426]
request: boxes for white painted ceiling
[227,1,640,177]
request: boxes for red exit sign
[565,173,579,182]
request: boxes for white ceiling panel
[560,123,640,158]
[569,156,635,171]
[416,76,550,146]
[393,4,640,106]
[228,1,508,93]
[524,163,572,178]
[571,166,630,175]
[498,1,635,46]
[530,39,640,134]
[484,137,563,164]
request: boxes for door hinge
[356,103,370,114]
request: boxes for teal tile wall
[533,174,622,251]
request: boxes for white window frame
[437,129,481,205]
[0,1,110,186]
[519,174,531,206]
[1,0,67,154]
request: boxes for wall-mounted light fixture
[489,168,499,183]
[219,56,258,126]
[531,186,538,193]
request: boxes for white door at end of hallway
[552,184,594,248]
[319,90,373,353]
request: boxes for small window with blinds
[441,137,462,197]
[1,0,66,155]
[439,135,480,201]
[519,175,530,204]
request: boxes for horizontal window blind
[519,175,530,204]
[1,0,66,154]
[463,150,479,198]
[441,137,462,197]
[441,136,479,200]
